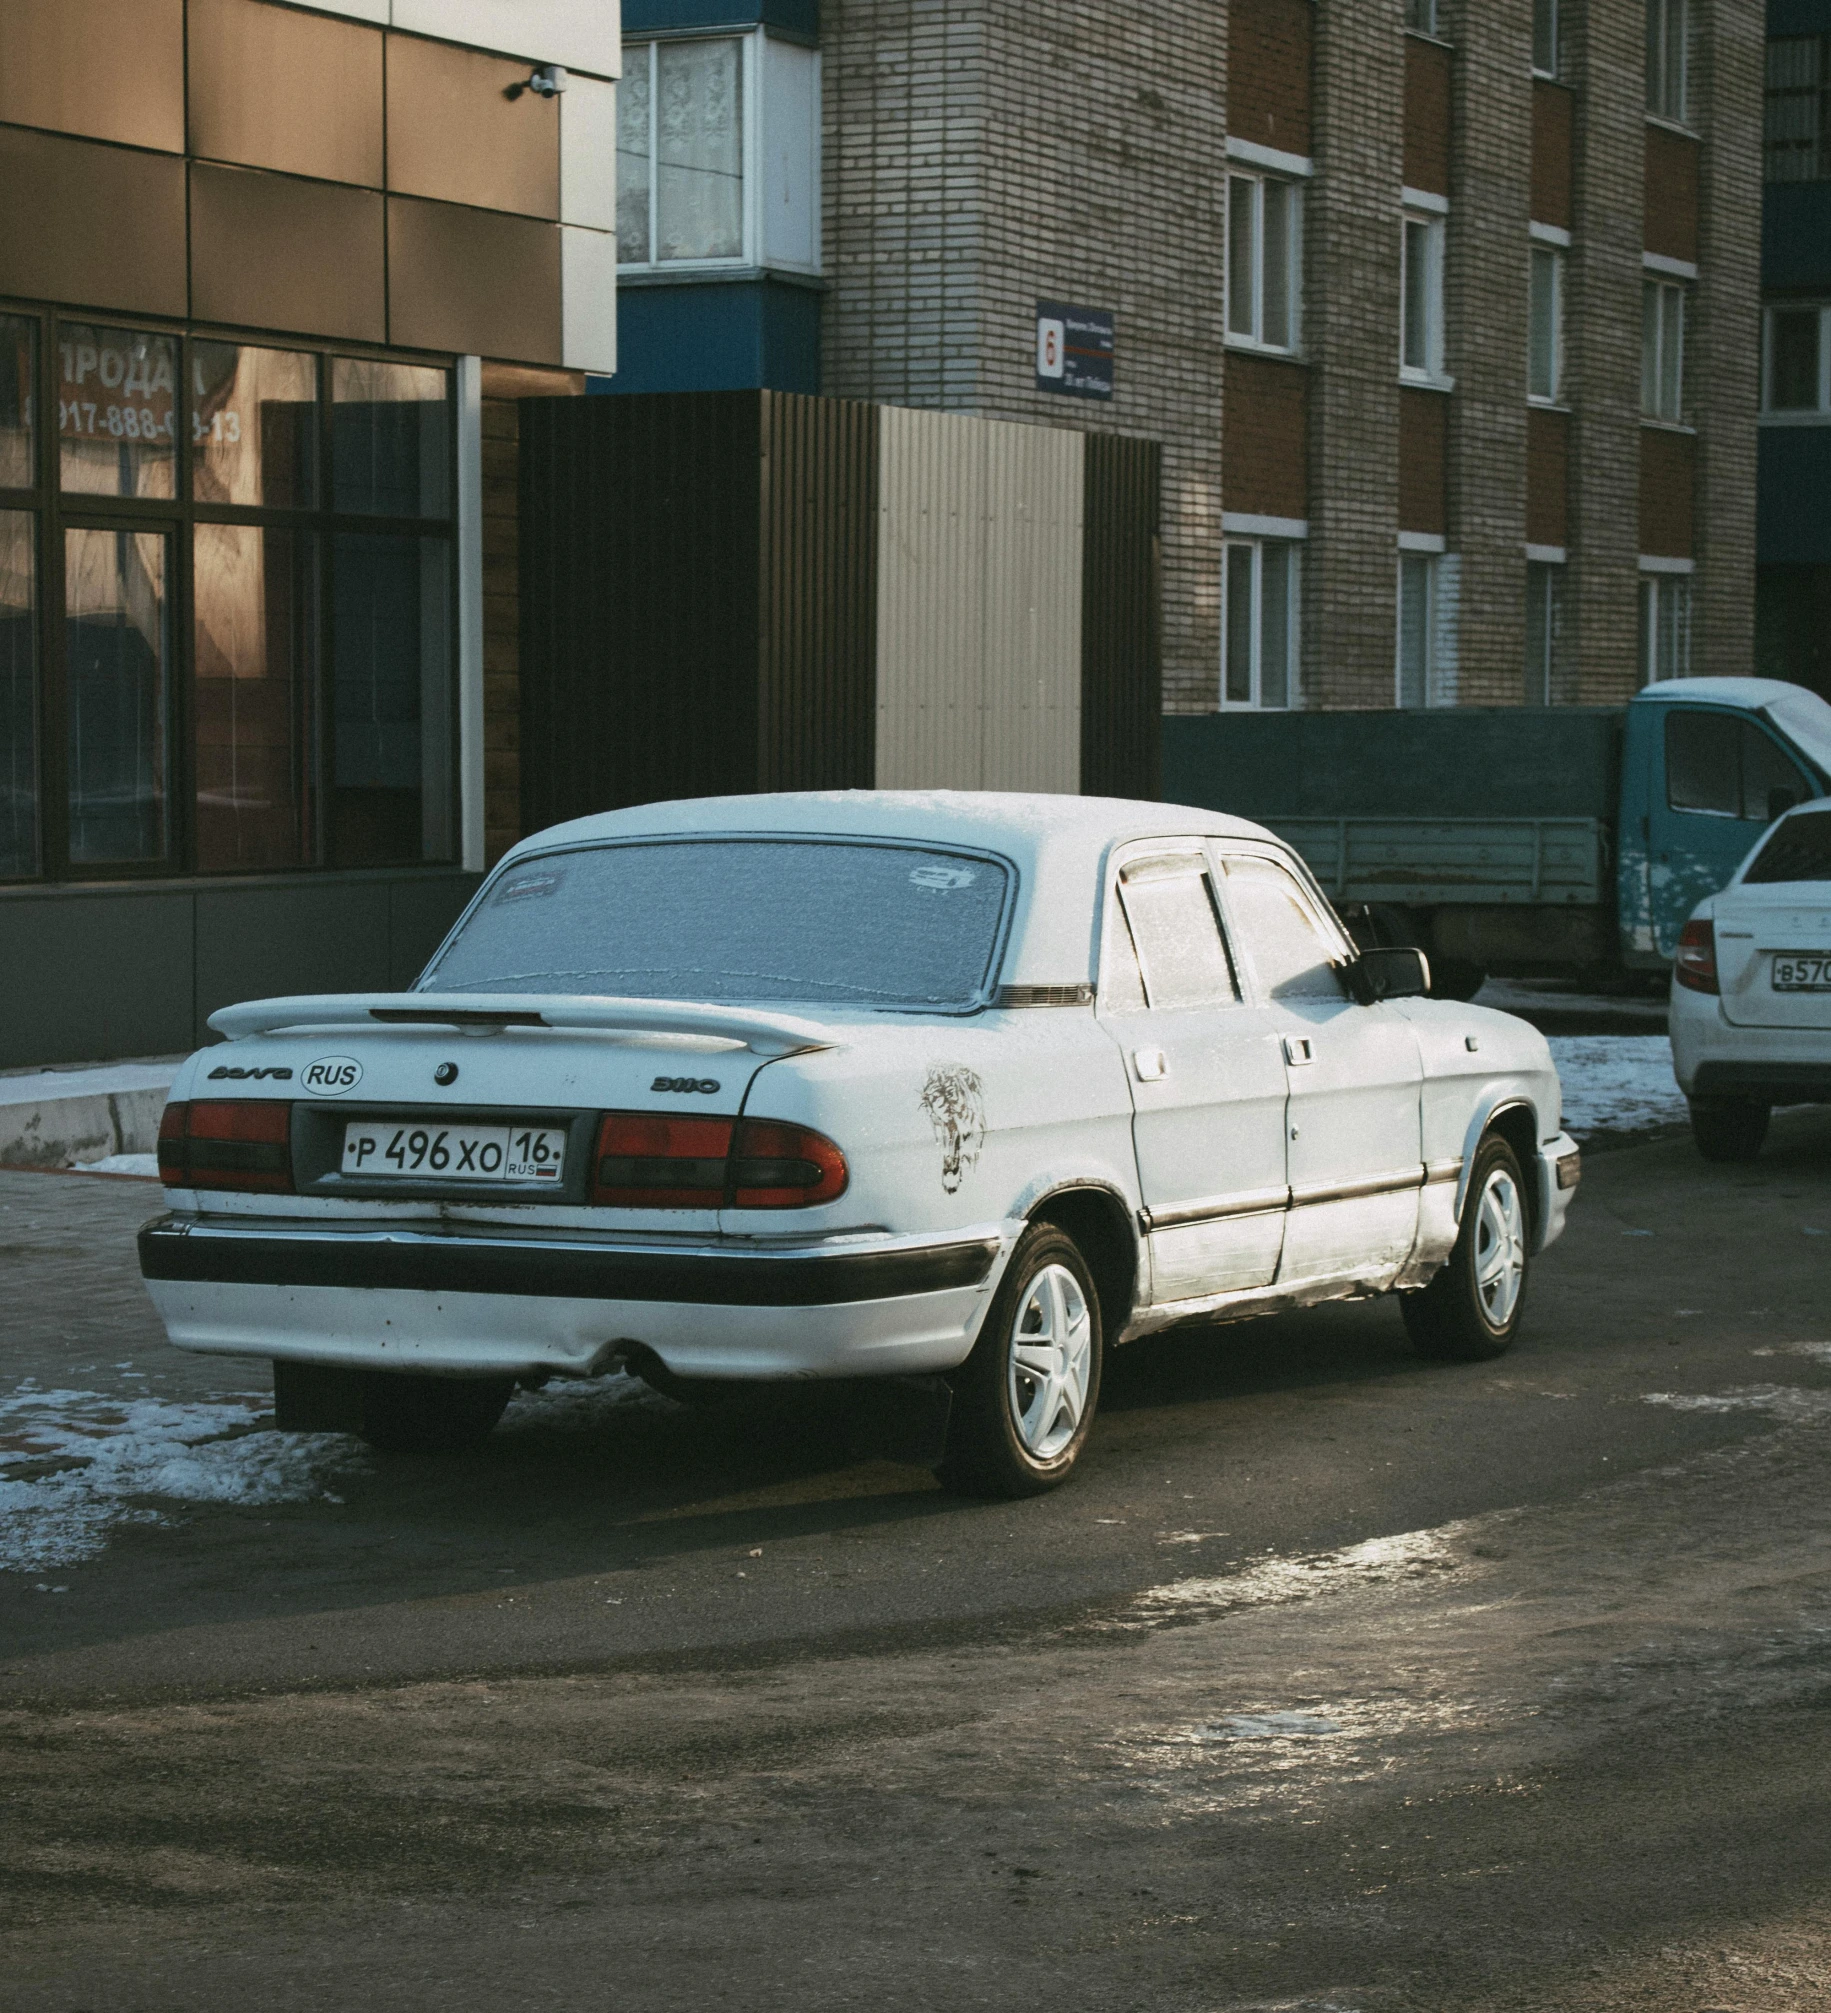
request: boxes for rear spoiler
[207,993,838,1058]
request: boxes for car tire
[1401,1134,1530,1363]
[937,1223,1103,1499]
[1688,1096,1770,1164]
[356,1372,515,1453]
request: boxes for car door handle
[1133,1047,1168,1082]
[1284,1035,1314,1065]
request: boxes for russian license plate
[1772,954,1831,991]
[341,1122,569,1183]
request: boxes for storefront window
[65,527,170,864]
[192,343,318,510]
[58,324,178,501]
[0,309,458,885]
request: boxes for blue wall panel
[623,0,817,34]
[1759,428,1831,565]
[1769,0,1831,35]
[1764,183,1831,292]
[596,282,821,396]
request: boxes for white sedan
[1671,795,1831,1160]
[139,793,1580,1496]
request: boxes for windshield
[1744,808,1831,886]
[420,838,1013,1009]
[1762,688,1831,790]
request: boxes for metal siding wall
[875,407,1083,792]
[1081,434,1164,802]
[757,391,879,791]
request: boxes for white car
[1671,794,1831,1161]
[139,793,1580,1496]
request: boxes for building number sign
[1035,302,1115,400]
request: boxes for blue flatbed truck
[1163,677,1831,996]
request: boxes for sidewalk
[0,1059,179,1171]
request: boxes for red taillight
[1675,918,1719,994]
[158,1100,295,1193]
[589,1112,848,1210]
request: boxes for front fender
[1452,1084,1549,1227]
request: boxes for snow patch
[1752,1341,1831,1365]
[1191,1712,1343,1741]
[0,1384,366,1574]
[1546,1035,1688,1141]
[499,1370,678,1433]
[1643,1384,1831,1424]
[76,1152,159,1178]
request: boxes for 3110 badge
[651,1076,721,1094]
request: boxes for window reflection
[331,533,451,865]
[0,317,33,490]
[65,527,169,864]
[0,512,35,877]
[191,344,318,510]
[193,524,316,872]
[331,360,450,519]
[58,325,177,500]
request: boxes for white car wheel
[1401,1133,1531,1363]
[1471,1165,1527,1329]
[1007,1263,1095,1463]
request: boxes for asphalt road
[3,1109,1831,2012]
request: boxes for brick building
[612,0,1765,713]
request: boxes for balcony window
[1642,279,1687,421]
[1226,172,1302,352]
[1223,540,1300,709]
[1647,0,1689,124]
[1401,212,1448,383]
[1529,246,1565,402]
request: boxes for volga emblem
[920,1064,986,1195]
[207,1065,293,1082]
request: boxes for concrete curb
[0,1065,177,1170]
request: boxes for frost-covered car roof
[498,791,1281,991]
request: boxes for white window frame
[1222,535,1302,711]
[1761,302,1831,418]
[1406,0,1441,36]
[1525,555,1566,706]
[1642,277,1688,422]
[1400,206,1448,385]
[1639,566,1694,683]
[1396,547,1444,708]
[1532,0,1559,78]
[1225,169,1304,355]
[1528,241,1565,403]
[1646,0,1690,126]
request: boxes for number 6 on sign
[1036,316,1065,379]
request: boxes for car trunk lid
[1714,889,1831,1029]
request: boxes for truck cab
[1619,679,1831,966]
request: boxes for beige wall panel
[392,1,619,78]
[190,164,385,342]
[979,420,1082,795]
[0,0,183,152]
[876,407,986,791]
[387,34,560,219]
[388,196,562,363]
[876,407,1082,793]
[188,0,384,187]
[0,127,186,315]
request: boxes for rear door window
[1117,855,1239,1010]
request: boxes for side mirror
[1345,945,1431,1005]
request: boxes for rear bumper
[1670,996,1831,1102]
[139,1214,1009,1381]
[1690,1061,1831,1104]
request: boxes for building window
[1641,573,1693,683]
[1642,279,1687,421]
[1647,0,1689,124]
[1525,560,1567,704]
[1226,172,1302,352]
[1223,540,1299,709]
[1401,212,1448,382]
[1406,0,1440,35]
[1533,0,1559,77]
[1766,38,1831,183]
[0,309,457,886]
[1764,304,1831,413]
[1529,246,1565,402]
[1397,552,1452,708]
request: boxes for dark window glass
[0,316,33,491]
[331,533,452,866]
[193,524,316,871]
[332,360,450,518]
[0,511,36,876]
[58,325,177,500]
[1770,309,1822,410]
[1666,710,1741,815]
[1745,809,1831,884]
[423,841,1013,1008]
[65,527,170,864]
[1740,722,1813,822]
[192,343,318,510]
[1119,857,1239,1010]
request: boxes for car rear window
[420,839,1013,1009]
[1743,809,1831,886]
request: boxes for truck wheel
[1688,1097,1769,1163]
[1401,1135,1530,1363]
[356,1372,515,1453]
[1429,958,1488,1002]
[938,1224,1103,1499]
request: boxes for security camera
[526,63,566,96]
